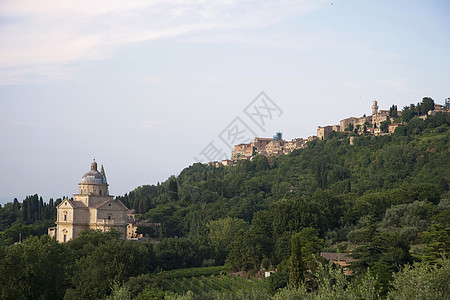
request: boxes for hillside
[0,107,449,299]
[118,111,449,237]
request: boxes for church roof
[80,159,108,185]
[90,199,128,210]
[56,198,75,209]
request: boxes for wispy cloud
[0,0,321,85]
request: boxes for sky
[0,0,449,205]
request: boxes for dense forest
[0,98,449,299]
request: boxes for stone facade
[253,138,273,152]
[231,143,254,161]
[265,140,285,156]
[285,138,307,153]
[51,160,129,242]
[388,123,403,134]
[230,134,307,160]
[317,125,333,140]
[339,117,358,131]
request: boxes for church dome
[80,160,108,185]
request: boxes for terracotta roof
[320,252,356,262]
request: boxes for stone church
[49,159,129,242]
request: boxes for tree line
[0,97,449,299]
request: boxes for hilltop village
[211,100,449,167]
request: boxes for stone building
[230,134,307,160]
[265,140,285,156]
[49,160,129,242]
[317,125,333,140]
[285,138,307,153]
[371,100,390,127]
[339,117,358,131]
[388,123,403,134]
[253,137,273,152]
[231,143,254,160]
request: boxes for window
[108,216,111,220]
[99,190,102,195]
[63,234,67,243]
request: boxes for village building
[48,160,129,242]
[221,159,233,166]
[231,143,254,161]
[126,213,160,240]
[253,137,274,153]
[265,139,285,156]
[230,133,308,160]
[428,104,450,116]
[320,252,356,275]
[285,138,307,153]
[371,100,390,128]
[339,117,358,131]
[388,123,403,134]
[317,125,333,140]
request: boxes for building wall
[340,117,357,131]
[265,140,285,156]
[332,125,340,132]
[79,183,109,196]
[56,196,128,242]
[231,143,253,160]
[317,126,333,140]
[253,138,273,151]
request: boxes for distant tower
[273,132,282,141]
[372,101,379,116]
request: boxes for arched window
[63,211,67,221]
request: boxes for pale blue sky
[0,0,449,204]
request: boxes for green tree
[402,104,417,122]
[387,258,450,300]
[66,238,151,300]
[252,155,270,171]
[66,229,122,260]
[168,176,179,202]
[226,229,258,270]
[0,235,71,300]
[417,224,450,262]
[289,227,324,286]
[421,97,435,114]
[207,217,249,263]
[380,118,391,133]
